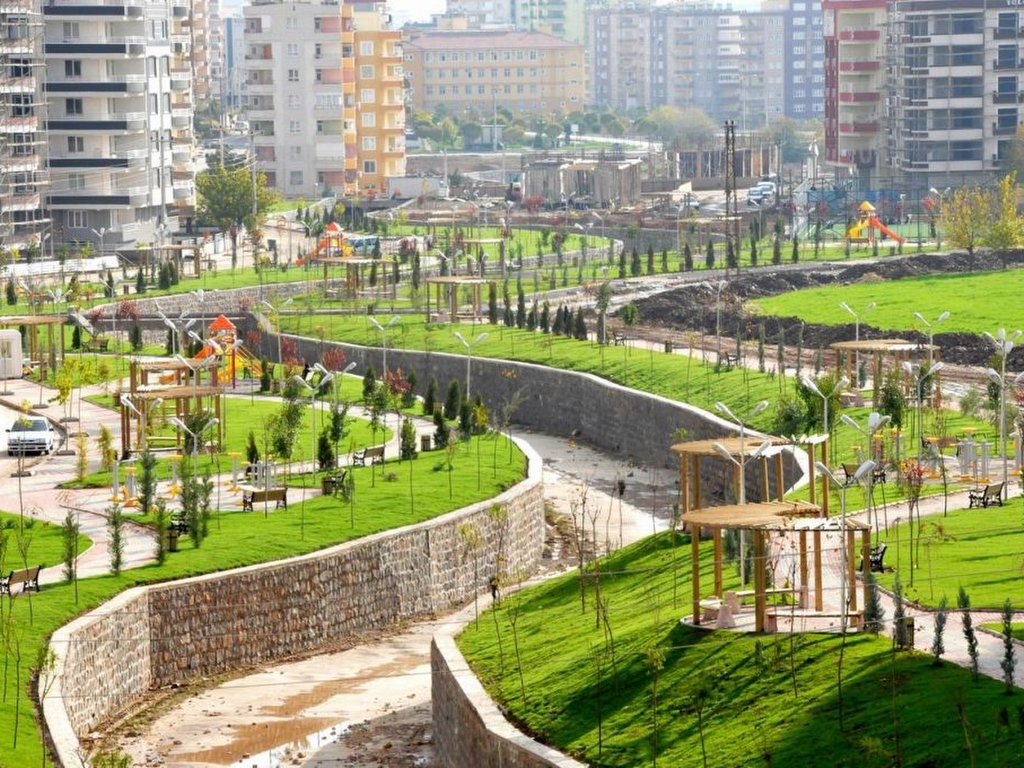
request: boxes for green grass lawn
[460,532,1024,767]
[874,504,1024,610]
[0,511,91,575]
[0,431,526,766]
[750,267,1024,334]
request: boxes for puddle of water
[176,719,351,767]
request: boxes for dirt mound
[630,249,1024,368]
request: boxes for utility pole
[724,120,737,272]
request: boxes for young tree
[444,378,462,420]
[958,586,980,681]
[423,377,438,416]
[931,595,948,665]
[704,239,715,269]
[1001,598,1016,693]
[61,508,78,584]
[939,184,991,256]
[137,450,158,515]
[983,172,1024,252]
[108,502,125,575]
[317,429,335,472]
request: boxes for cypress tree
[705,239,715,269]
[574,307,587,341]
[487,283,498,324]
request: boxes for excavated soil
[629,249,1024,369]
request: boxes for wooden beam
[813,529,823,611]
[691,527,701,625]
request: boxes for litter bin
[896,616,915,650]
[167,526,179,553]
[420,434,432,452]
[321,476,336,495]
[664,340,673,354]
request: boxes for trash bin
[896,616,915,650]
[664,340,673,354]
[321,476,336,495]
[167,526,179,553]
[420,434,432,452]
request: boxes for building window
[68,210,87,228]
[287,43,299,56]
[361,112,376,127]
[360,88,375,102]
[68,173,86,191]
[290,145,302,158]
[316,120,324,134]
[362,136,376,150]
[288,69,299,82]
[288,94,300,108]
[287,17,297,29]
[67,136,84,153]
[289,170,303,186]
[360,41,374,56]
[64,60,81,78]
[289,120,300,133]
[359,65,374,79]
[62,22,79,40]
[362,160,376,173]
[65,98,83,116]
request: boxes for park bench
[968,482,1004,508]
[842,462,887,485]
[321,469,349,497]
[170,514,189,534]
[242,486,288,512]
[352,445,385,466]
[719,353,739,369]
[612,332,632,346]
[0,565,42,595]
[862,542,887,573]
[724,586,804,614]
[764,608,863,633]
[84,338,109,352]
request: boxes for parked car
[7,417,55,456]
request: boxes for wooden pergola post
[861,528,872,616]
[753,529,766,632]
[691,531,701,625]
[813,529,823,611]
[713,530,723,597]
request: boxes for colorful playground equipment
[846,201,906,243]
[193,314,263,385]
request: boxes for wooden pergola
[831,339,938,403]
[0,314,65,379]
[682,502,872,632]
[312,256,398,300]
[423,276,493,323]
[671,436,792,515]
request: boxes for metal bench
[0,564,42,595]
[352,445,385,466]
[242,486,288,512]
[968,482,1004,508]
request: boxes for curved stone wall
[44,440,544,765]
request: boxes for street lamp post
[292,372,334,482]
[169,415,219,469]
[91,227,107,257]
[260,297,293,380]
[121,394,164,454]
[802,374,850,464]
[983,328,1023,500]
[159,310,195,358]
[814,460,876,634]
[714,399,769,584]
[839,301,875,385]
[453,331,487,400]
[368,315,400,376]
[913,310,950,369]
[901,360,944,460]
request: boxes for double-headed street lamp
[703,280,728,365]
[169,414,219,467]
[901,360,944,460]
[802,374,850,464]
[913,310,949,368]
[292,371,334,481]
[839,301,875,383]
[814,459,876,634]
[453,331,487,400]
[259,297,294,380]
[984,328,1023,500]
[368,315,400,376]
[159,310,195,357]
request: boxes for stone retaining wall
[431,636,587,768]
[44,441,543,765]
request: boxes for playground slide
[867,216,906,242]
[231,346,263,379]
[845,220,868,239]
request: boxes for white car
[7,417,55,456]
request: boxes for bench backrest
[366,445,385,456]
[987,482,1004,497]
[10,565,40,584]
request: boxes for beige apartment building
[243,0,404,199]
[403,29,585,117]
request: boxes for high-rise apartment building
[587,4,793,128]
[513,0,584,43]
[403,29,585,115]
[824,1,1009,191]
[243,0,404,199]
[43,0,193,253]
[224,14,245,110]
[0,1,47,254]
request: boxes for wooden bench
[720,353,739,369]
[764,608,863,633]
[352,445,385,466]
[612,333,632,346]
[842,462,887,486]
[242,486,288,512]
[321,469,349,497]
[0,564,42,595]
[84,338,109,352]
[725,586,804,613]
[968,481,1004,508]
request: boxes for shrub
[400,417,418,460]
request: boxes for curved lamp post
[703,280,728,365]
[801,374,850,463]
[368,315,400,376]
[913,310,949,369]
[901,360,944,460]
[983,328,1023,499]
[453,331,487,400]
[814,459,876,634]
[169,414,219,468]
[292,372,334,482]
[839,300,875,383]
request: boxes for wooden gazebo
[423,276,494,323]
[671,436,792,514]
[313,256,398,300]
[0,314,65,379]
[682,501,873,633]
[831,339,939,403]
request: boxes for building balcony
[993,26,1024,39]
[838,28,880,41]
[173,183,193,201]
[171,144,191,163]
[0,191,41,212]
[46,75,147,94]
[992,90,1024,104]
[45,37,146,56]
[838,91,880,103]
[839,121,879,135]
[171,108,192,127]
[839,60,880,72]
[993,122,1018,136]
[43,2,144,19]
[49,185,149,208]
[993,59,1024,70]
[46,113,147,132]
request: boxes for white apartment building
[43,0,193,253]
